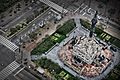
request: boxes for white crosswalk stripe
[39,0,68,13]
[0,35,19,52]
[0,61,20,80]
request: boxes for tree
[1,20,4,22]
[16,3,21,9]
[38,59,45,68]
[24,0,29,3]
[0,14,5,19]
[101,0,109,4]
[108,8,116,16]
[16,25,21,30]
[33,10,39,17]
[54,74,62,80]
[29,32,37,39]
[8,9,13,14]
[0,0,21,14]
[10,28,17,34]
[103,0,109,16]
[98,4,103,9]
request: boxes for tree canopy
[0,0,20,14]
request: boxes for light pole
[88,0,91,8]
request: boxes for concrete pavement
[31,15,120,80]
[39,0,68,13]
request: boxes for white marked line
[0,35,19,52]
[0,61,20,80]
[79,5,87,13]
[14,67,25,76]
[39,0,68,13]
[74,3,84,13]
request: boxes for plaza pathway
[31,15,120,80]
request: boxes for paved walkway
[31,16,89,79]
[39,0,68,13]
[31,16,120,80]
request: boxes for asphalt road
[2,2,43,31]
[15,69,38,80]
[0,43,15,72]
[10,8,51,44]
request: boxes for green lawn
[31,37,55,55]
[35,57,81,80]
[80,19,120,48]
[51,33,66,43]
[64,74,70,80]
[37,57,61,74]
[59,71,66,77]
[80,19,91,29]
[31,19,75,55]
[57,19,76,35]
[7,21,27,37]
[31,33,66,55]
[104,63,120,80]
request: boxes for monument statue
[89,11,98,38]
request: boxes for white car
[97,15,103,20]
[32,24,35,26]
[38,21,44,27]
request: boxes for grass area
[34,57,81,80]
[80,19,91,29]
[56,19,76,35]
[31,33,65,55]
[7,21,27,37]
[31,36,55,55]
[59,70,81,80]
[80,19,120,48]
[51,33,66,43]
[36,57,61,74]
[31,19,75,55]
[104,63,120,80]
[59,71,66,77]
